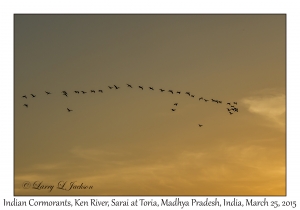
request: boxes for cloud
[15,141,285,195]
[242,91,285,129]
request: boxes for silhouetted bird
[74,91,80,94]
[204,99,208,102]
[174,103,178,106]
[191,95,195,97]
[138,86,143,90]
[159,89,165,92]
[227,108,231,111]
[169,90,173,94]
[63,92,68,97]
[81,91,87,94]
[177,91,181,94]
[22,95,27,99]
[218,101,222,104]
[23,104,28,108]
[67,108,73,112]
[235,108,238,112]
[91,90,95,93]
[229,112,233,115]
[98,90,103,93]
[127,84,132,88]
[198,124,203,127]
[108,86,113,89]
[45,91,51,95]
[61,91,67,94]
[31,94,36,98]
[171,109,176,111]
[114,85,120,89]
[234,102,237,105]
[185,92,190,96]
[227,103,231,105]
[149,87,154,90]
[199,97,203,100]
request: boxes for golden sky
[14,14,285,195]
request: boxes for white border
[1,0,299,209]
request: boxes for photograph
[14,14,286,196]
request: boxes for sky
[14,14,285,196]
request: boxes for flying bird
[23,104,28,108]
[74,91,80,94]
[229,112,233,115]
[185,92,190,96]
[174,103,178,106]
[31,94,36,98]
[114,85,120,89]
[198,124,203,127]
[81,91,87,94]
[234,102,238,105]
[127,84,132,88]
[22,95,27,99]
[98,90,103,93]
[159,89,165,92]
[45,91,51,95]
[199,97,203,100]
[138,86,143,90]
[204,99,208,102]
[108,86,113,89]
[149,87,154,90]
[91,90,95,93]
[227,103,231,105]
[171,109,176,111]
[67,108,73,112]
[168,90,173,94]
[177,91,181,94]
[191,95,195,98]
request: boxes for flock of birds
[21,84,239,127]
